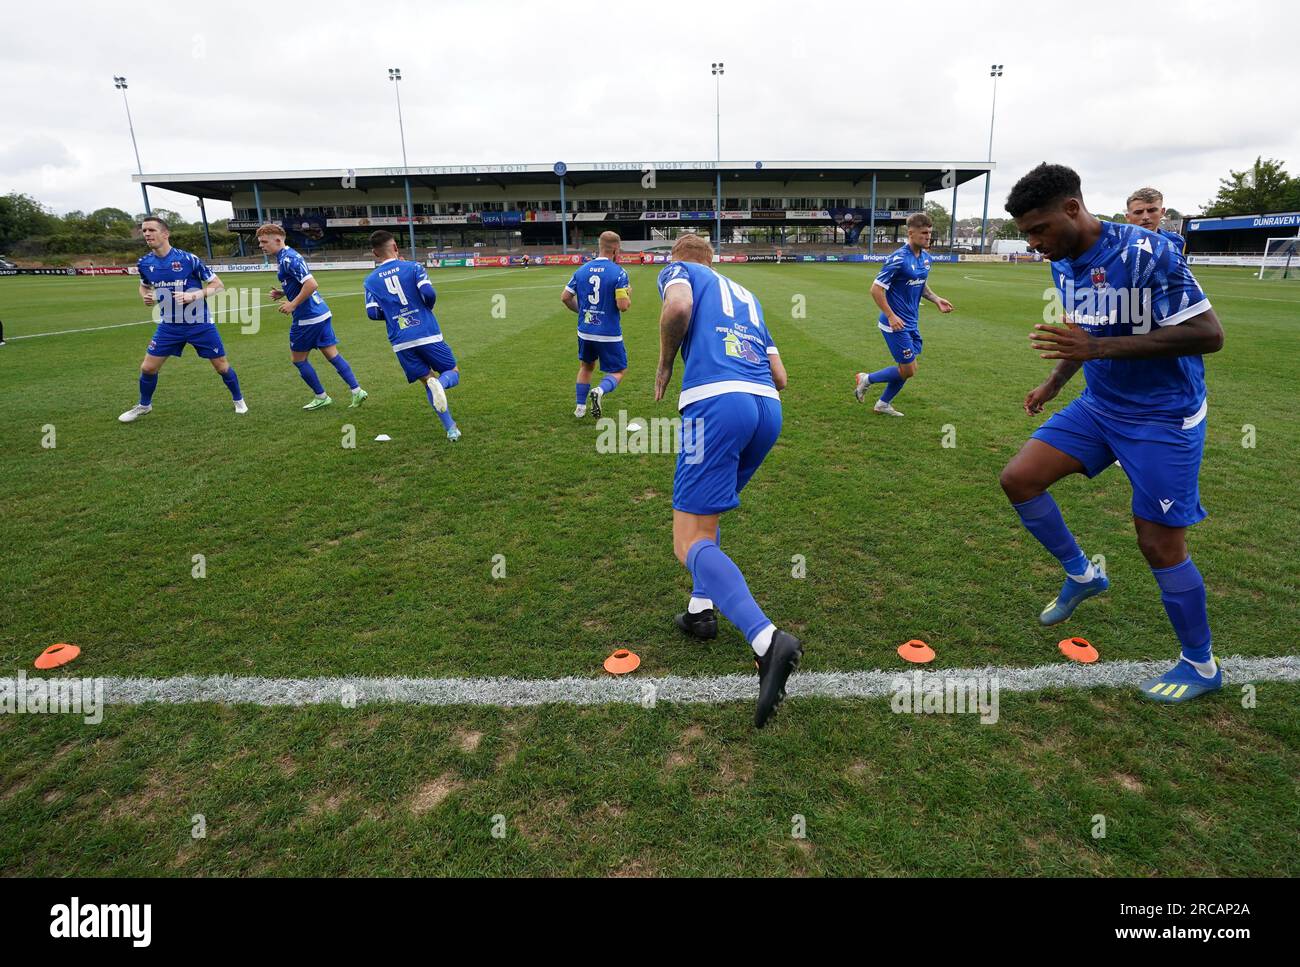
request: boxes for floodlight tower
[979,64,1004,253]
[114,76,151,215]
[712,61,724,253]
[389,67,418,259]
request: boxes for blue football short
[289,319,338,352]
[673,392,783,515]
[146,322,226,359]
[394,339,457,383]
[577,335,627,373]
[1033,397,1208,527]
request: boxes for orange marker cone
[34,643,81,670]
[1058,637,1099,663]
[897,639,935,664]
[603,649,640,675]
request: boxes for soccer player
[1000,163,1225,703]
[1125,186,1186,253]
[853,212,954,416]
[655,232,800,728]
[257,223,367,411]
[562,231,630,419]
[363,230,461,442]
[118,216,246,422]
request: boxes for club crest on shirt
[1090,266,1106,287]
[171,261,182,271]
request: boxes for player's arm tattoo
[922,284,939,304]
[656,289,692,386]
[1095,310,1224,359]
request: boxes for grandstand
[133,159,995,258]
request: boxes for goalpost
[1258,236,1300,280]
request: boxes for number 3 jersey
[566,257,630,341]
[657,260,779,411]
[363,258,444,349]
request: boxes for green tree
[1203,157,1300,215]
[0,193,57,249]
[995,220,1023,240]
[924,200,951,240]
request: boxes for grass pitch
[1,261,1297,876]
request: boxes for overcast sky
[3,0,1297,223]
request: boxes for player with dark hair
[853,211,954,416]
[118,216,246,422]
[1000,163,1226,703]
[363,230,461,442]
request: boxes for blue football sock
[1013,493,1088,575]
[867,366,901,384]
[328,354,359,390]
[879,378,907,403]
[220,368,242,401]
[685,539,771,644]
[294,360,325,395]
[426,384,455,429]
[1152,557,1212,664]
[690,527,721,600]
[598,375,619,396]
[438,370,459,390]
[576,382,590,405]
[139,372,158,406]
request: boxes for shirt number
[384,275,409,306]
[718,278,759,324]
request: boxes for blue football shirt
[566,257,630,340]
[276,246,331,324]
[363,259,444,349]
[872,243,932,330]
[137,247,214,325]
[1049,221,1211,425]
[656,260,778,410]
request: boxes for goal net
[1258,236,1300,280]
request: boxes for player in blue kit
[257,223,367,411]
[119,216,246,422]
[853,211,954,417]
[563,231,631,419]
[654,233,799,728]
[1125,186,1186,253]
[1000,164,1226,703]
[363,231,461,442]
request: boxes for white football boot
[118,404,152,423]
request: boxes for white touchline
[91,655,1299,709]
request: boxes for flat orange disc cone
[897,639,935,664]
[1059,636,1099,663]
[34,643,80,670]
[603,649,640,675]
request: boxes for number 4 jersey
[363,258,444,349]
[657,260,779,411]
